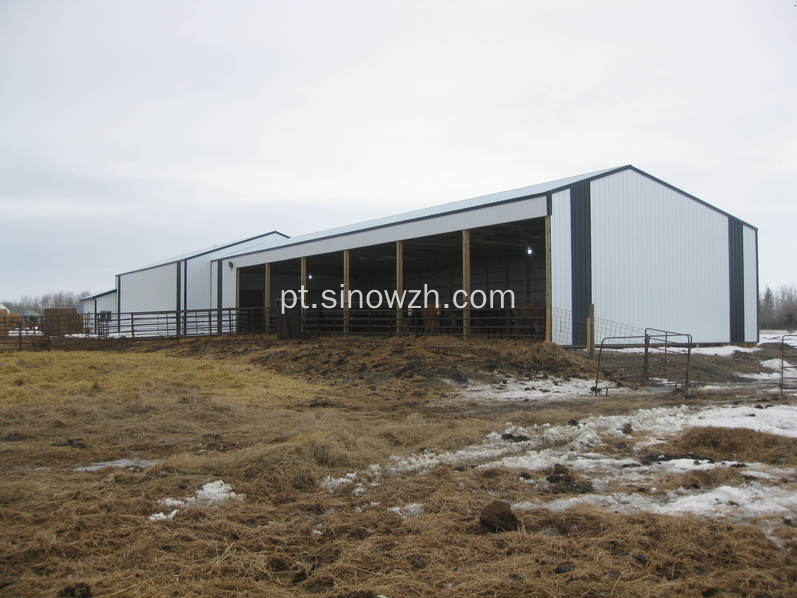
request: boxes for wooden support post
[264,263,271,333]
[300,257,307,337]
[586,303,595,358]
[462,229,471,337]
[343,250,350,334]
[395,240,404,335]
[545,215,552,343]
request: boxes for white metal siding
[550,189,572,345]
[227,196,548,269]
[743,226,758,342]
[78,298,93,314]
[210,261,219,309]
[96,291,117,314]
[185,258,209,310]
[221,263,236,309]
[182,235,284,310]
[590,170,730,343]
[119,263,177,313]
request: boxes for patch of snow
[352,485,366,497]
[692,345,760,356]
[760,359,785,370]
[321,472,358,490]
[514,482,797,520]
[460,376,604,402]
[148,509,179,521]
[322,404,797,493]
[387,503,425,518]
[74,458,159,472]
[606,345,759,356]
[760,331,797,346]
[155,480,244,514]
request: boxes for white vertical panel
[743,226,758,342]
[96,292,117,314]
[221,261,236,308]
[210,261,218,309]
[79,298,93,314]
[119,263,178,313]
[550,189,572,345]
[590,170,730,343]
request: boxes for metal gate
[781,335,797,398]
[593,328,693,396]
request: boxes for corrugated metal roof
[79,289,116,301]
[119,230,289,275]
[221,166,624,258]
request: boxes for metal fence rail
[781,335,797,398]
[593,329,694,397]
[1,301,553,350]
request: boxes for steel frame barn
[92,165,759,345]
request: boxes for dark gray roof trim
[79,289,116,300]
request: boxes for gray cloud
[1,0,795,298]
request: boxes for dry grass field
[1,336,796,597]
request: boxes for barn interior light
[526,245,536,256]
[307,273,313,280]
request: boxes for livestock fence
[781,335,797,398]
[0,302,552,350]
[0,301,677,352]
[592,328,694,397]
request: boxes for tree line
[759,284,797,330]
[1,291,90,315]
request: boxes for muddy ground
[1,335,795,597]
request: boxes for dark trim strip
[79,289,116,300]
[176,261,182,311]
[546,192,552,216]
[570,181,592,346]
[755,228,759,343]
[728,218,745,343]
[183,259,188,311]
[222,165,755,263]
[216,259,223,311]
[116,275,121,330]
[116,230,288,277]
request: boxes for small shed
[22,310,41,323]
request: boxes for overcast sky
[1,0,794,298]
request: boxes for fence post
[176,310,181,342]
[684,341,692,398]
[782,337,786,400]
[643,334,650,382]
[130,313,135,339]
[586,304,595,358]
[18,321,22,351]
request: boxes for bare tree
[760,284,797,330]
[1,291,90,314]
